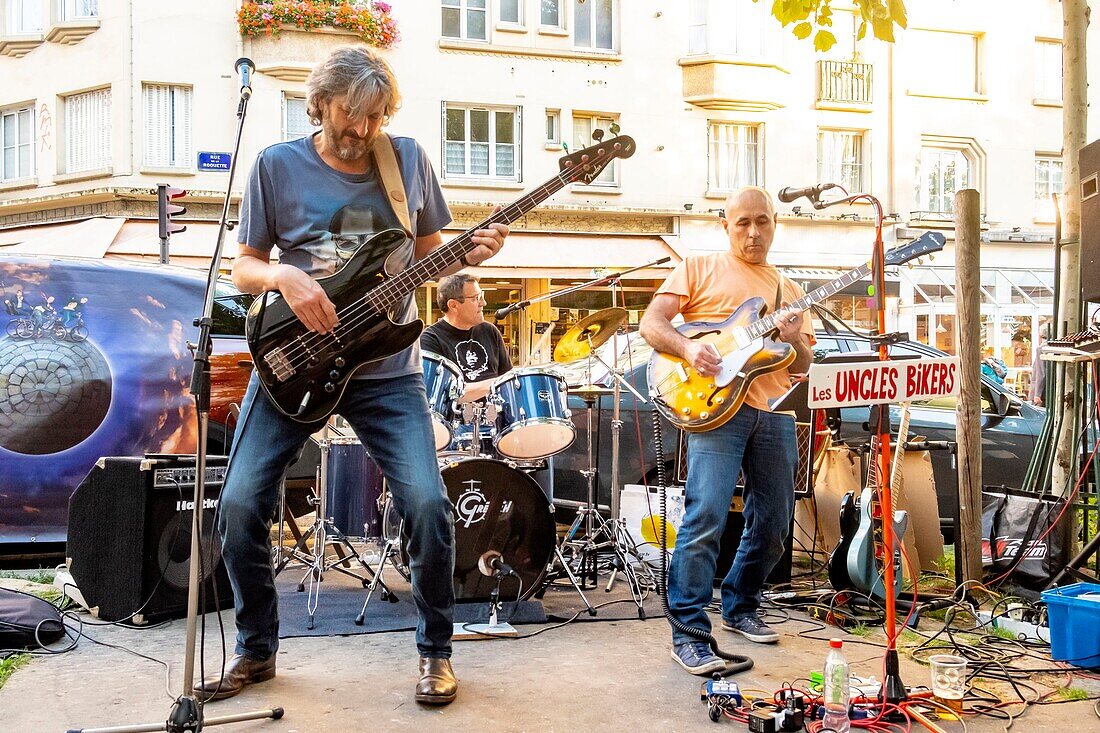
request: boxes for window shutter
[66,89,111,173]
[175,87,192,167]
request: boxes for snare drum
[422,352,464,451]
[491,368,575,460]
[322,437,384,540]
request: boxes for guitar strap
[372,132,414,239]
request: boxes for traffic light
[157,184,187,238]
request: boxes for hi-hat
[553,307,629,363]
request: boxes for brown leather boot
[193,653,276,701]
[415,656,457,705]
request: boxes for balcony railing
[818,60,873,105]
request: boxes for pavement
[1,578,1096,733]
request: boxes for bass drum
[441,456,556,602]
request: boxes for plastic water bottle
[822,638,851,733]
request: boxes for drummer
[421,273,512,403]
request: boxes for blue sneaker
[721,614,779,643]
[670,641,726,675]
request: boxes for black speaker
[714,490,794,588]
[67,455,233,623]
[1080,138,1100,304]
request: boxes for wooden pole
[954,189,983,584]
[1053,0,1089,496]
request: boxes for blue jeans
[218,372,455,660]
[667,406,796,645]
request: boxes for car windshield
[212,281,254,337]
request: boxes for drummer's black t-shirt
[420,319,512,382]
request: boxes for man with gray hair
[196,45,507,705]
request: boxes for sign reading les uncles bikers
[807,357,960,409]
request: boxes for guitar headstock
[559,135,636,185]
[885,231,947,268]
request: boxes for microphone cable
[651,407,753,673]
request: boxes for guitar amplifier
[67,455,234,624]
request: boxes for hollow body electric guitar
[647,231,945,432]
[246,135,636,422]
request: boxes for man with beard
[196,45,508,705]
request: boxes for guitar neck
[367,172,570,311]
[747,262,873,339]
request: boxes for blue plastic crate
[1041,582,1100,668]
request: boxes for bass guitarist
[196,46,507,705]
[639,186,813,675]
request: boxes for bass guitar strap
[372,132,414,239]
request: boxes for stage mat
[275,564,660,639]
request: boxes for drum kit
[277,302,660,628]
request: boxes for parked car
[542,324,1045,541]
[0,255,255,550]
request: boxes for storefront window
[547,278,659,361]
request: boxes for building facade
[0,0,1093,388]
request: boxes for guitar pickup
[264,348,296,382]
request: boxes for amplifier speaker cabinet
[67,455,233,623]
[1080,138,1100,304]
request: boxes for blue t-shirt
[237,133,452,378]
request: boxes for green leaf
[888,0,908,29]
[871,14,895,42]
[857,20,867,40]
[794,21,813,40]
[814,29,837,52]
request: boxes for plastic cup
[928,654,967,712]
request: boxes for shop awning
[0,217,126,259]
[453,231,680,279]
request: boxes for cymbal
[569,384,614,398]
[553,307,629,363]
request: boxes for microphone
[777,182,837,204]
[235,57,255,100]
[478,550,515,577]
[494,300,529,320]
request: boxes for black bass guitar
[245,135,636,422]
[828,491,860,591]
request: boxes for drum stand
[355,498,405,625]
[561,335,656,618]
[284,439,390,630]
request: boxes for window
[0,104,34,182]
[688,0,765,57]
[1035,155,1063,219]
[540,0,562,28]
[444,104,519,180]
[818,130,865,194]
[7,0,42,33]
[500,0,521,24]
[919,147,970,214]
[574,0,614,51]
[545,109,560,146]
[1035,40,1062,101]
[441,0,487,41]
[61,0,98,21]
[708,122,759,192]
[143,84,192,168]
[65,87,111,173]
[284,95,317,141]
[908,30,981,97]
[572,113,618,186]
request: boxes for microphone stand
[494,256,671,321]
[70,59,284,733]
[809,187,907,710]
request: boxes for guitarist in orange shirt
[640,187,814,675]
